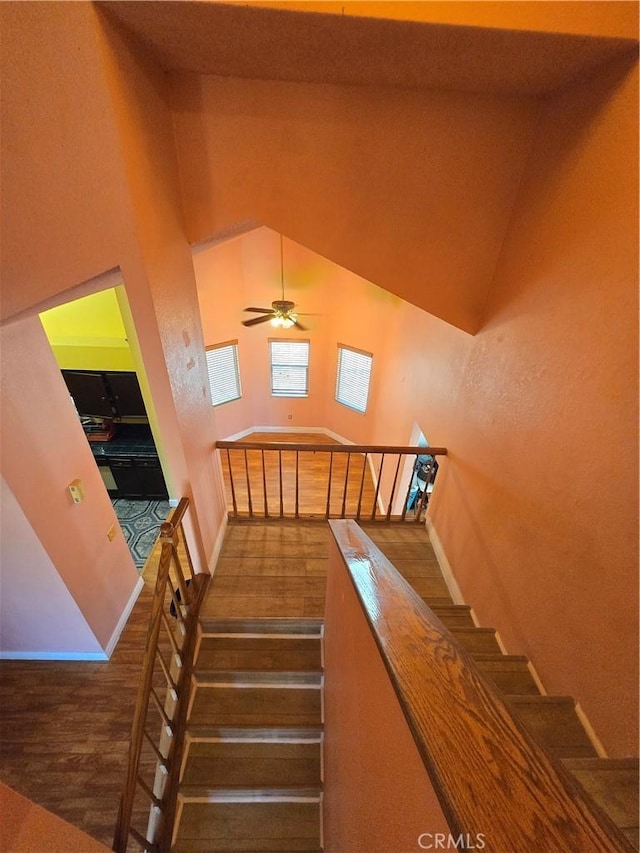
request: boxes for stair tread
[196,639,322,672]
[182,741,321,788]
[188,684,321,727]
[505,695,598,757]
[177,800,321,847]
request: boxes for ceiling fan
[242,236,307,330]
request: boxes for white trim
[424,517,465,605]
[208,512,228,575]
[168,498,180,508]
[0,650,109,661]
[104,575,145,658]
[575,702,608,758]
[219,426,355,445]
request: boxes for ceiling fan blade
[242,314,274,327]
[244,307,273,313]
[293,319,308,331]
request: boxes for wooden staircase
[360,522,640,851]
[173,618,324,852]
[169,519,637,851]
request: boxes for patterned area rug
[112,498,170,569]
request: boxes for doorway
[39,286,170,571]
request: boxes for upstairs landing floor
[203,518,448,620]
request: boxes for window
[205,341,241,406]
[336,345,373,413]
[270,339,310,397]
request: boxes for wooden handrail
[328,519,635,852]
[216,440,448,455]
[113,498,210,853]
[215,441,444,521]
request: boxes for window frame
[269,338,310,398]
[205,339,242,407]
[335,343,373,414]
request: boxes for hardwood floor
[203,520,331,620]
[0,562,158,848]
[220,431,379,519]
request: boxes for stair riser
[430,610,475,629]
[450,630,502,655]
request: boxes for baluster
[178,523,196,582]
[278,450,284,517]
[415,461,432,523]
[243,448,253,517]
[401,454,419,521]
[261,449,268,517]
[225,448,238,518]
[386,454,402,521]
[356,452,367,521]
[371,453,385,520]
[340,452,351,517]
[295,451,300,518]
[325,451,334,519]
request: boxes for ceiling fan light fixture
[281,315,296,329]
[270,315,284,328]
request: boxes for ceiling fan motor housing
[272,300,295,313]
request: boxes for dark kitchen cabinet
[62,370,146,420]
[105,372,146,417]
[107,456,168,499]
[62,371,114,418]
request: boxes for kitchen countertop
[89,424,159,459]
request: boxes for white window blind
[206,341,241,406]
[336,345,373,413]
[270,340,310,397]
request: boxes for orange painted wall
[0,317,138,650]
[170,72,537,333]
[95,12,227,567]
[422,60,639,756]
[0,3,130,323]
[323,533,450,850]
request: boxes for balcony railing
[215,440,447,521]
[113,498,210,853]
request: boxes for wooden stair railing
[215,440,446,521]
[326,519,636,852]
[113,498,210,853]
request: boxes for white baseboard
[575,702,608,758]
[0,649,109,661]
[220,426,355,445]
[424,517,465,605]
[104,575,145,658]
[168,497,180,508]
